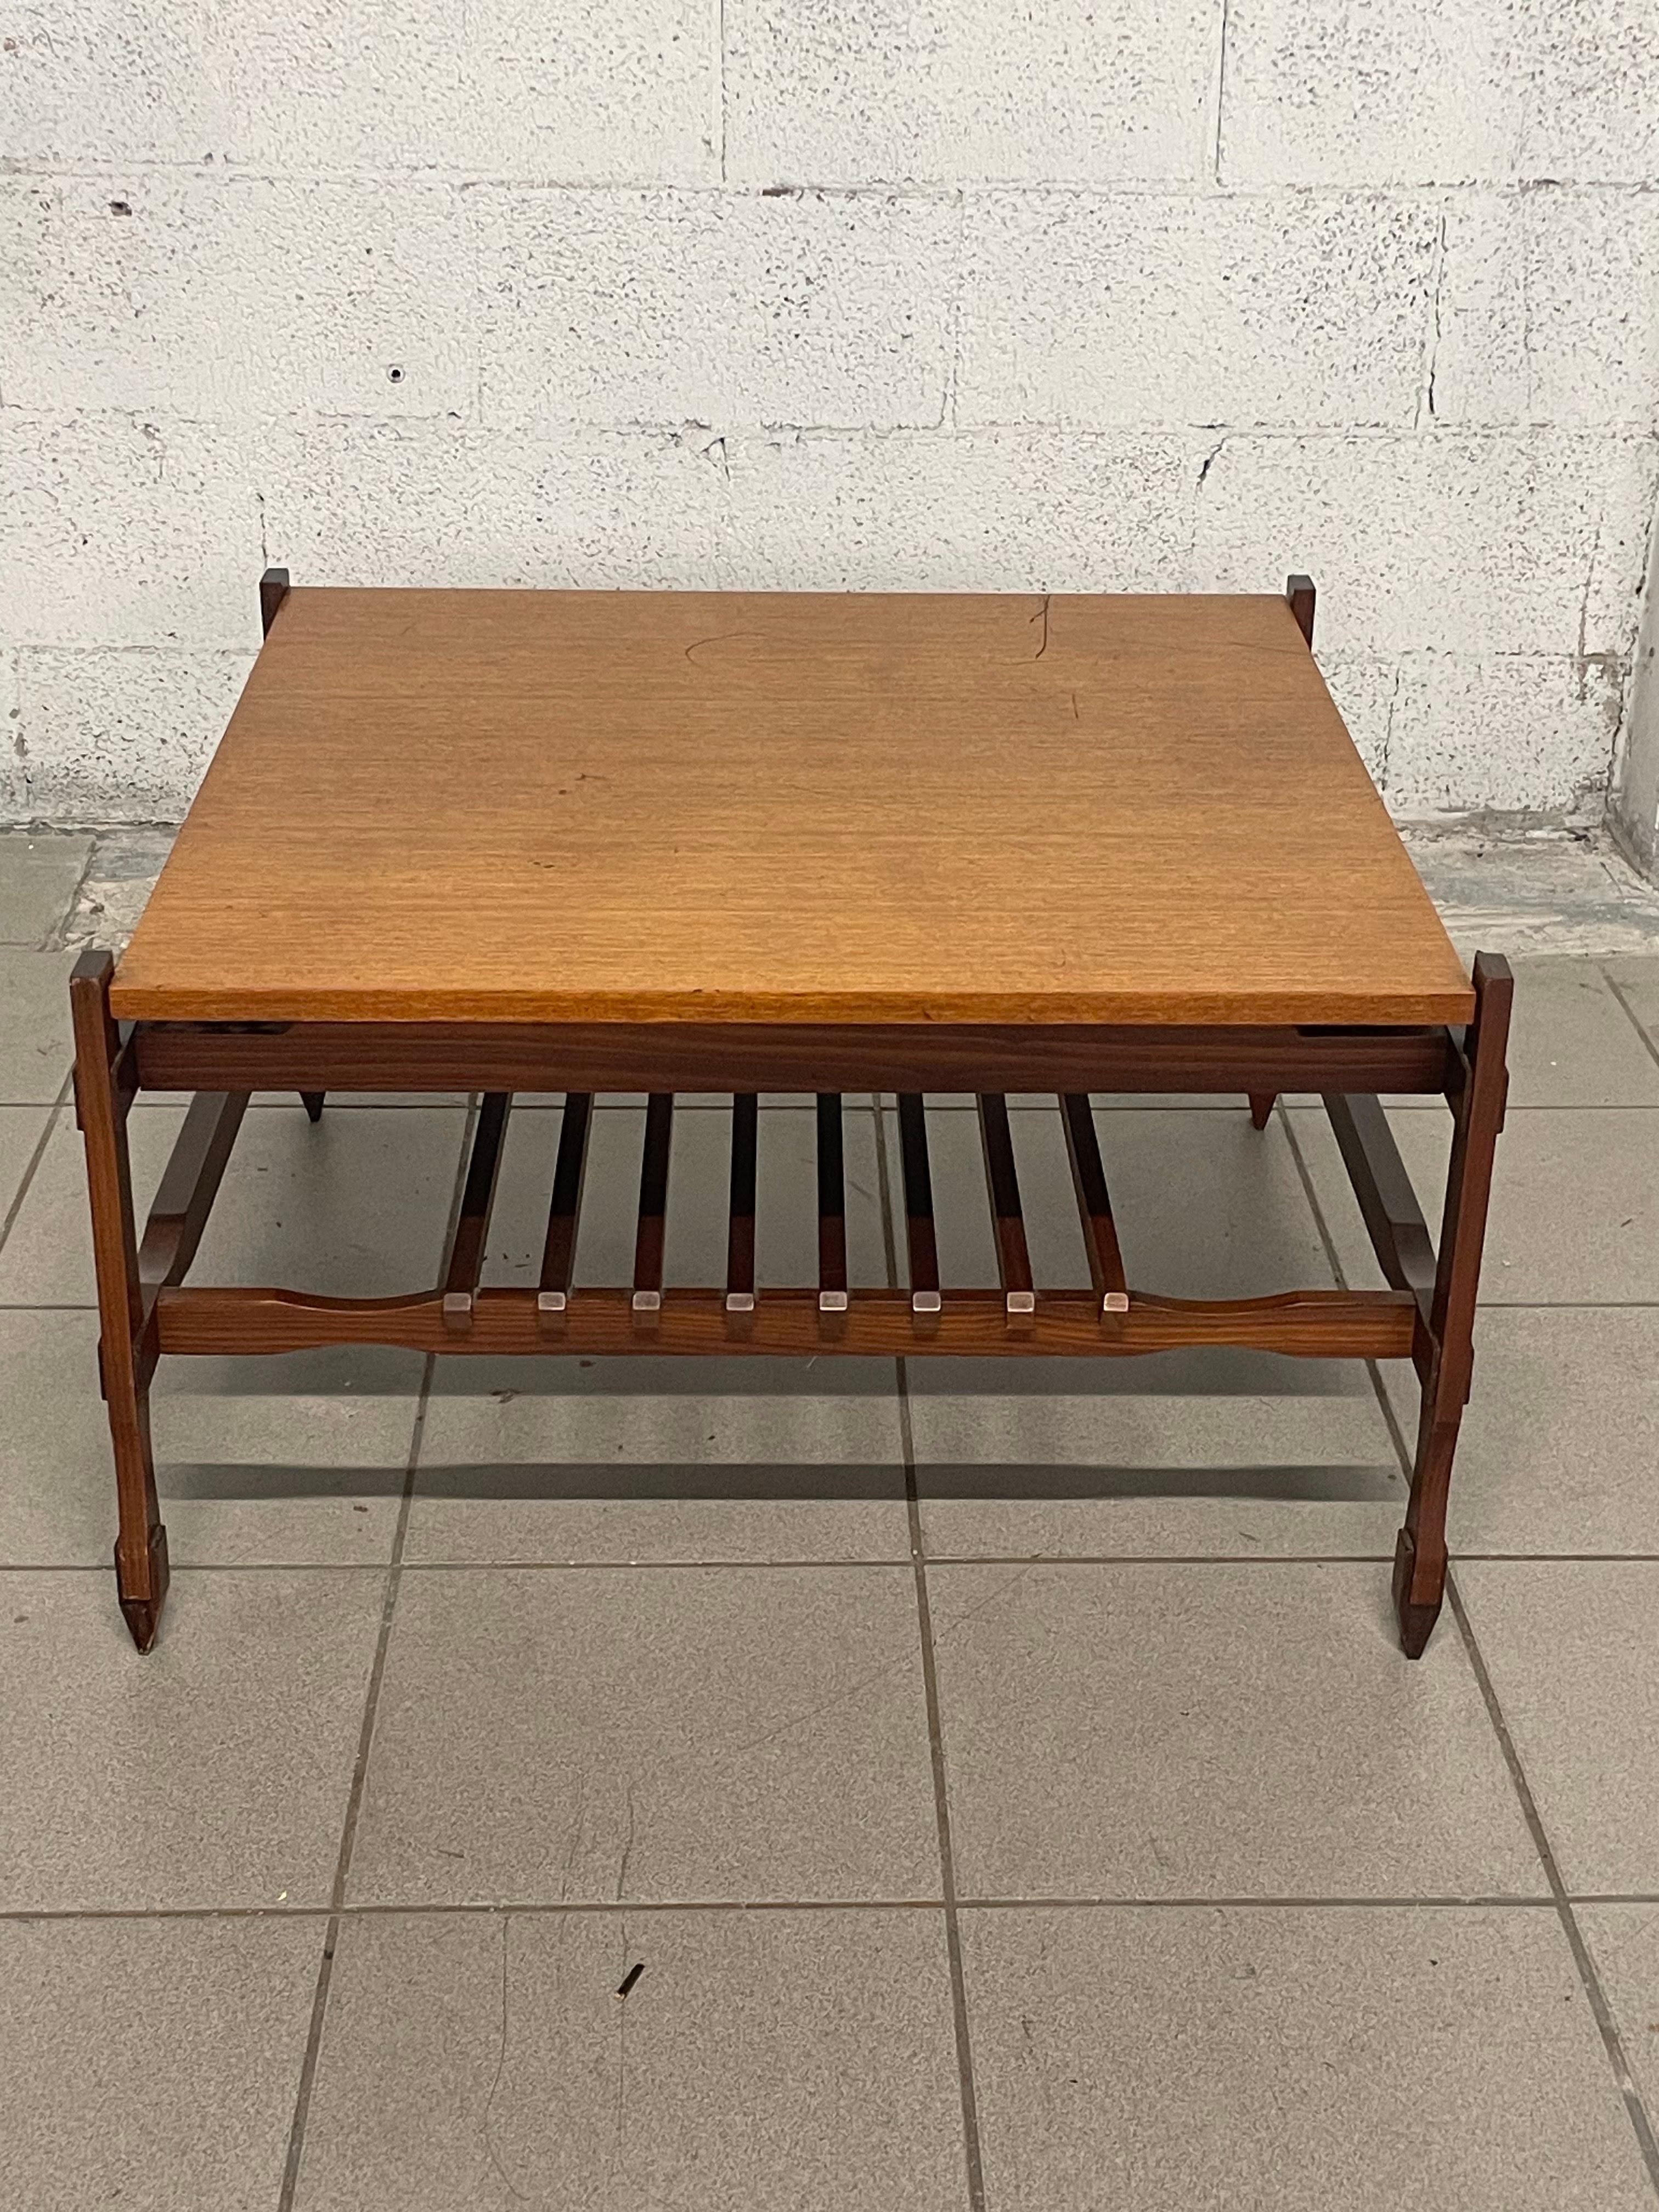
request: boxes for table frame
[69,576,1510,1660]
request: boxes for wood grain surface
[111,588,1472,1026]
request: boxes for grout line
[1604,969,1659,1076]
[906,1412,987,2212]
[43,836,100,953]
[274,1101,477,2212]
[15,1551,1659,1577]
[7,1893,1596,1925]
[1446,1574,1659,2198]
[880,1116,987,2212]
[0,1081,70,1266]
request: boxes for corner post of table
[1244,571,1317,1135]
[68,950,170,1652]
[259,567,323,1121]
[259,566,290,639]
[1285,572,1316,649]
[1393,951,1512,1658]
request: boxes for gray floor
[5,827,1659,2210]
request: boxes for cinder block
[218,0,718,180]
[0,177,475,420]
[1220,0,1511,185]
[957,194,1436,430]
[1506,0,1659,184]
[1434,191,1659,430]
[725,0,1219,185]
[1423,196,1529,426]
[0,416,264,649]
[474,189,956,432]
[14,649,255,821]
[724,431,1196,591]
[259,421,737,589]
[0,0,223,162]
[1221,0,1659,184]
[1384,653,1626,816]
[1194,433,1659,657]
[1316,651,1396,783]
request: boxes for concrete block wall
[1,0,1656,827]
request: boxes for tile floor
[4,827,1659,2209]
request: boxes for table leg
[1393,952,1513,1657]
[69,952,169,1652]
[1247,1092,1276,1129]
[300,1091,325,1121]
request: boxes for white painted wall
[2,1,1656,828]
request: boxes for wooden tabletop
[111,588,1472,1028]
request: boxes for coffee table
[71,572,1509,1657]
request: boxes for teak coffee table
[71,572,1509,1658]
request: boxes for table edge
[107,979,1479,1028]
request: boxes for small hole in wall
[388,365,404,383]
[109,200,132,216]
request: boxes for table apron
[129,1021,1458,1098]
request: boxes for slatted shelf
[145,1088,1425,1362]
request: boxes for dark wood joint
[259,567,291,639]
[1286,573,1316,647]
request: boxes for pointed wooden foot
[115,1524,171,1653]
[301,1091,325,1122]
[1392,1527,1443,1660]
[1248,1092,1276,1130]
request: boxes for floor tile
[295,1908,964,2211]
[410,1355,907,1564]
[1500,957,1659,1108]
[347,1565,938,1905]
[1293,1105,1659,1305]
[911,1355,1403,1560]
[0,1308,417,1566]
[0,832,89,944]
[0,1103,465,1306]
[1374,1308,1659,1555]
[1603,957,1659,1059]
[189,1104,467,1294]
[0,1103,185,1303]
[0,947,76,1103]
[62,828,171,951]
[0,1103,52,1229]
[0,1913,321,2212]
[1458,1561,1659,1895]
[1577,1906,1659,2125]
[962,1905,1652,2212]
[0,1567,383,1910]
[929,1561,1540,1899]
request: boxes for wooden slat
[137,1091,249,1313]
[631,1092,674,1314]
[1060,1092,1130,1314]
[156,1283,1418,1362]
[1322,1092,1437,1323]
[896,1094,940,1314]
[442,1091,511,1332]
[816,1093,848,1313]
[537,1090,592,1319]
[976,1094,1034,1318]
[726,1093,758,1313]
